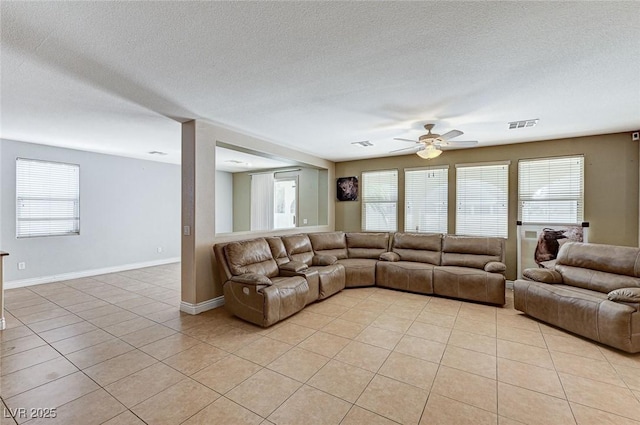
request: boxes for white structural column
[0,251,8,329]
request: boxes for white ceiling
[2,2,639,165]
[216,146,297,173]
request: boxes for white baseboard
[4,257,180,290]
[506,280,514,290]
[180,296,225,315]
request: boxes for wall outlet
[18,262,26,270]
[183,225,191,236]
[303,218,308,225]
[157,247,163,253]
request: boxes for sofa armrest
[379,252,400,262]
[522,268,563,284]
[608,288,640,302]
[312,254,338,266]
[230,273,273,286]
[280,261,309,272]
[484,261,506,273]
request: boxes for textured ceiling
[1,2,639,165]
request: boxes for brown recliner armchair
[213,238,309,327]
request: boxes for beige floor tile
[378,351,438,390]
[0,326,34,343]
[560,373,640,421]
[613,364,640,391]
[269,385,351,425]
[394,334,446,363]
[458,305,496,323]
[267,347,329,382]
[448,329,497,356]
[103,317,157,337]
[76,305,127,320]
[192,354,262,394]
[423,300,461,317]
[370,314,413,333]
[599,346,640,370]
[406,321,452,344]
[498,417,527,425]
[497,326,546,348]
[266,323,316,345]
[39,321,97,343]
[13,307,72,325]
[84,349,157,386]
[226,369,301,417]
[234,336,292,365]
[335,340,391,373]
[420,393,498,425]
[65,339,134,369]
[356,374,429,425]
[385,303,422,319]
[442,345,497,379]
[27,314,83,333]
[105,362,186,407]
[497,382,575,425]
[139,333,201,360]
[101,410,147,425]
[1,335,47,357]
[87,310,139,328]
[9,302,59,318]
[415,310,457,328]
[455,317,497,337]
[25,389,126,425]
[162,314,216,332]
[113,296,155,310]
[207,326,262,352]
[305,301,349,317]
[551,351,626,387]
[321,318,367,339]
[298,331,350,358]
[183,396,263,425]
[307,359,373,402]
[64,299,111,314]
[328,292,362,308]
[0,357,78,398]
[1,412,17,425]
[340,406,398,425]
[354,299,390,314]
[132,379,219,425]
[497,358,564,398]
[50,329,115,355]
[5,372,99,423]
[570,402,640,425]
[432,366,497,413]
[355,326,403,350]
[287,310,335,330]
[1,345,60,376]
[497,339,554,369]
[144,308,182,323]
[339,308,381,325]
[543,334,606,361]
[119,324,176,348]
[497,313,541,332]
[162,343,228,375]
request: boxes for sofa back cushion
[347,232,390,259]
[391,233,442,265]
[266,237,289,266]
[555,242,640,293]
[281,234,314,266]
[309,232,348,259]
[224,238,279,278]
[441,235,504,269]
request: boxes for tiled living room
[2,263,640,425]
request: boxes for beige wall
[335,132,639,280]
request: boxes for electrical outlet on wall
[18,262,26,270]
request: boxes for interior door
[273,177,298,229]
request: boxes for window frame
[404,165,449,233]
[361,169,398,232]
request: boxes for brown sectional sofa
[514,242,640,353]
[214,231,507,327]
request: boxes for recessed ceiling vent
[351,141,373,147]
[148,151,168,155]
[508,119,539,129]
[225,160,244,164]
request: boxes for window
[405,166,448,233]
[456,161,509,238]
[362,169,398,232]
[518,155,584,223]
[16,158,80,238]
[250,172,274,231]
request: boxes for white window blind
[518,155,584,224]
[250,172,275,231]
[16,158,80,238]
[456,162,509,238]
[405,166,448,233]
[362,169,398,232]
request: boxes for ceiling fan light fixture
[416,145,442,159]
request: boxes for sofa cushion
[266,237,289,266]
[337,258,378,287]
[556,242,640,278]
[309,232,348,259]
[346,232,390,259]
[608,288,640,303]
[313,255,338,266]
[523,268,563,284]
[555,265,640,294]
[433,266,505,305]
[441,235,504,269]
[391,233,442,265]
[224,238,279,278]
[281,234,314,266]
[376,261,435,294]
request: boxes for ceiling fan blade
[390,145,424,153]
[439,130,463,141]
[393,137,419,143]
[438,140,479,150]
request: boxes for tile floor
[1,263,640,425]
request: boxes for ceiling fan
[391,123,478,159]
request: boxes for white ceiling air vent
[225,160,244,164]
[148,151,168,155]
[351,141,373,147]
[508,119,539,129]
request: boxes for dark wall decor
[337,176,358,201]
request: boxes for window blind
[518,155,584,224]
[250,172,275,231]
[456,162,509,238]
[362,169,398,232]
[16,158,80,238]
[405,166,448,233]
